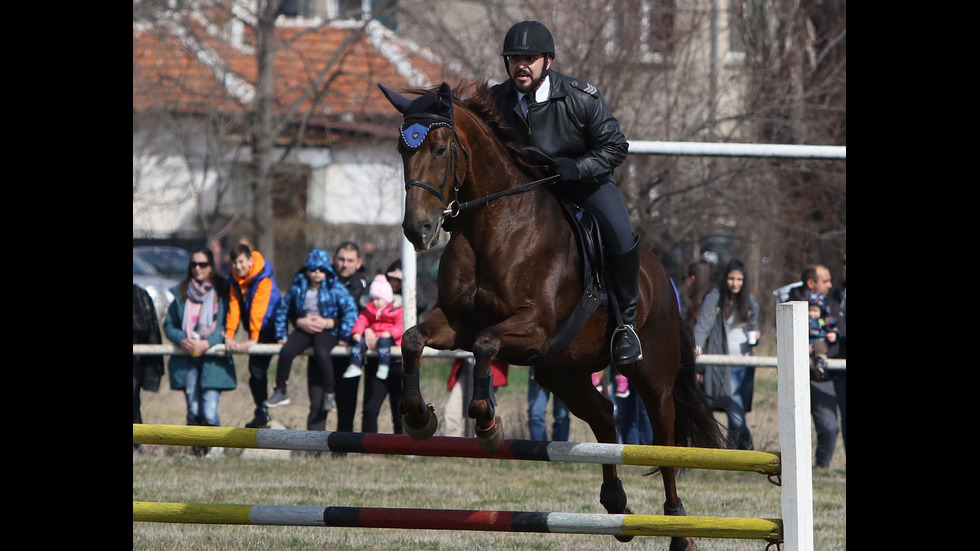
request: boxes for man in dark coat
[786,264,841,468]
[133,284,165,439]
[489,20,641,366]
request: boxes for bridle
[402,112,558,224]
[402,113,467,208]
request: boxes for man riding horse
[489,20,642,365]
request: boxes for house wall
[133,129,404,237]
[133,129,219,237]
[319,143,404,225]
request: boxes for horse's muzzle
[402,215,440,252]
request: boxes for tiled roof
[133,15,470,138]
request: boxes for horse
[379,81,725,551]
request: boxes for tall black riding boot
[608,238,643,365]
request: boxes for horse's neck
[459,171,568,254]
[457,114,570,245]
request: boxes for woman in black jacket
[692,259,760,450]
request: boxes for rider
[490,20,641,365]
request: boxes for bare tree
[135,0,843,329]
[134,0,400,271]
[396,0,844,330]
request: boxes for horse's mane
[402,82,543,179]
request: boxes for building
[134,3,469,244]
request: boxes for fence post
[777,301,814,551]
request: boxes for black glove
[553,157,581,183]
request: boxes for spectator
[615,272,687,444]
[527,365,570,441]
[443,357,510,437]
[681,260,711,327]
[592,368,611,398]
[332,242,371,438]
[490,20,640,365]
[343,275,403,382]
[162,248,237,458]
[807,291,838,380]
[679,264,696,324]
[831,255,846,454]
[210,237,232,279]
[384,260,429,318]
[133,284,165,453]
[358,259,418,435]
[693,258,760,450]
[224,243,282,429]
[684,260,717,328]
[613,370,654,445]
[785,264,842,468]
[268,249,358,432]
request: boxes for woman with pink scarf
[163,248,236,457]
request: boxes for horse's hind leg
[539,367,635,542]
[629,360,698,551]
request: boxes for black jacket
[490,70,628,186]
[133,284,165,392]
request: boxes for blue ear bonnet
[398,92,454,151]
[400,120,450,150]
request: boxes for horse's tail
[671,318,727,449]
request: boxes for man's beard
[512,69,547,95]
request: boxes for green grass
[134,358,845,550]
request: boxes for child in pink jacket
[343,275,404,380]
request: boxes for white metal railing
[132,344,845,370]
[626,140,845,159]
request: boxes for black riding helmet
[501,20,555,60]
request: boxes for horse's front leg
[400,308,455,440]
[468,330,505,452]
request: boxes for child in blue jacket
[268,249,358,428]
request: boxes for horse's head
[379,81,463,252]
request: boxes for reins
[444,173,559,218]
[401,109,559,222]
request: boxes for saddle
[522,196,605,364]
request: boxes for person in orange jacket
[225,243,282,428]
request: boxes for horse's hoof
[403,405,438,440]
[613,507,634,542]
[476,416,504,452]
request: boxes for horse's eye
[435,145,447,157]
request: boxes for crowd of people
[133,20,845,469]
[133,244,846,465]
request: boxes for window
[282,0,397,30]
[606,0,674,63]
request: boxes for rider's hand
[553,157,581,183]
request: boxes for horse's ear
[378,83,411,115]
[438,82,452,103]
[437,81,454,117]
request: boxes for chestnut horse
[379,81,724,550]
